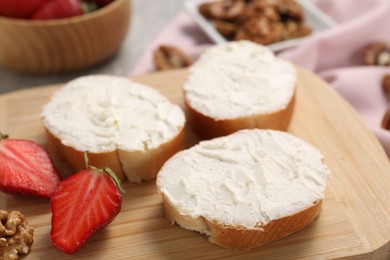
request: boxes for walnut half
[364,42,390,66]
[381,74,390,130]
[0,210,34,260]
[154,45,193,71]
[382,74,390,101]
[382,105,390,130]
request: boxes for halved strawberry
[0,132,61,198]
[50,155,124,254]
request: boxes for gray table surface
[0,0,184,95]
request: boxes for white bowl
[184,0,336,52]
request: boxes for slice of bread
[183,40,296,139]
[41,75,185,182]
[157,129,330,250]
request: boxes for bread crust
[162,194,322,250]
[118,128,185,183]
[184,89,296,140]
[44,126,185,182]
[44,127,126,180]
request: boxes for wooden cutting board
[1,67,390,259]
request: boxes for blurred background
[0,0,183,94]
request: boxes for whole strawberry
[0,0,50,19]
[50,153,124,254]
[31,0,97,20]
[0,132,61,197]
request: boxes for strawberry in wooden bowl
[0,0,130,74]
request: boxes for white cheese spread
[41,75,185,152]
[183,41,296,120]
[157,129,330,228]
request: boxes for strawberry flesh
[0,138,61,198]
[50,168,122,254]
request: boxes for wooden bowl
[0,0,131,74]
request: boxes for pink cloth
[131,0,390,157]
